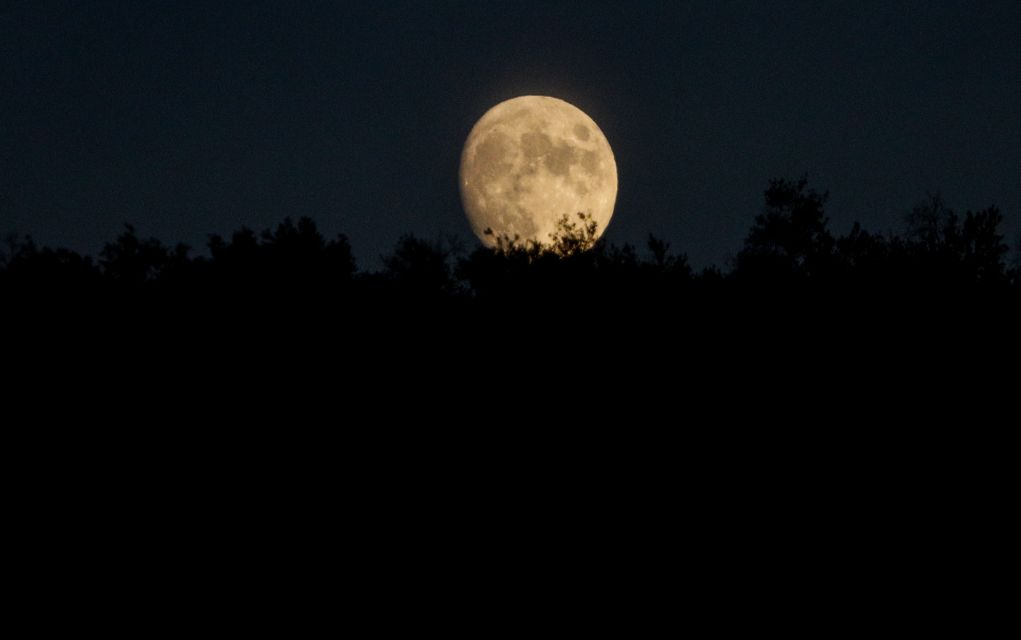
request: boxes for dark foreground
[4,183,1017,625]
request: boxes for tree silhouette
[204,217,355,297]
[734,177,834,281]
[900,196,1010,287]
[382,235,456,298]
[100,225,189,286]
[1,180,1016,329]
[905,194,955,249]
[958,208,1009,285]
[0,235,98,295]
[834,222,889,281]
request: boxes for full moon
[459,96,618,248]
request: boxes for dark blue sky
[3,0,1020,268]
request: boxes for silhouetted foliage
[549,212,600,258]
[1,235,99,295]
[381,235,456,298]
[2,182,1016,344]
[735,177,834,281]
[203,217,355,298]
[482,212,600,259]
[100,225,189,286]
[901,195,1009,286]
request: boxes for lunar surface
[459,96,618,248]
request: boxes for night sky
[4,0,1020,268]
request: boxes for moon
[459,96,618,248]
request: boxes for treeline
[4,177,1017,427]
[3,178,1018,307]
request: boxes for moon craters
[474,132,514,181]
[460,95,617,248]
[520,131,576,177]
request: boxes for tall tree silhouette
[734,177,834,280]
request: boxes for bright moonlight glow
[459,96,618,248]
